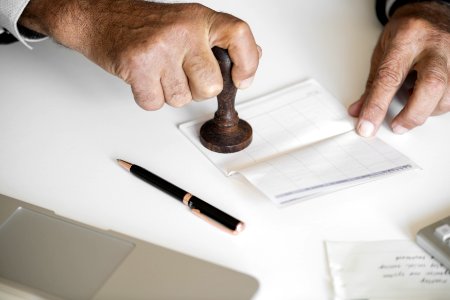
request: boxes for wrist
[18,0,92,52]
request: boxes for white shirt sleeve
[0,0,47,48]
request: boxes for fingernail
[357,120,375,137]
[238,76,254,89]
[393,125,409,135]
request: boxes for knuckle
[184,56,223,99]
[117,37,170,70]
[134,91,164,111]
[376,64,404,89]
[117,49,148,77]
[404,113,427,127]
[366,100,389,116]
[167,95,191,108]
[186,54,209,75]
[165,85,192,107]
[231,19,252,38]
[421,71,447,89]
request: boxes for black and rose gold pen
[117,159,245,234]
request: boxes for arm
[349,0,450,136]
[11,0,261,110]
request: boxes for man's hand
[349,1,450,137]
[19,0,261,110]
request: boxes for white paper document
[179,79,418,205]
[326,240,450,300]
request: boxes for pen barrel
[188,196,243,232]
[130,165,186,200]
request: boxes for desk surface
[1,1,450,299]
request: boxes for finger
[432,84,450,116]
[356,43,415,137]
[365,37,385,92]
[209,13,260,89]
[130,76,165,111]
[119,51,166,111]
[348,96,365,117]
[391,52,448,133]
[349,38,383,119]
[161,65,193,108]
[182,47,222,100]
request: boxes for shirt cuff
[0,0,47,49]
[378,0,450,25]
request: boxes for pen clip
[190,208,244,235]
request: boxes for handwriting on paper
[379,255,450,285]
[326,240,450,299]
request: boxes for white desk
[1,1,450,299]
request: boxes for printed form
[179,79,418,205]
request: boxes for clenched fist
[19,0,261,110]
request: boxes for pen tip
[117,159,132,171]
[235,222,245,234]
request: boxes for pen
[117,159,245,234]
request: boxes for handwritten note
[179,79,418,205]
[326,240,450,300]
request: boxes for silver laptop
[0,194,259,300]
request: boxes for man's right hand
[19,0,261,110]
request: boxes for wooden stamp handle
[212,47,239,128]
[199,47,252,153]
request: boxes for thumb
[209,12,260,89]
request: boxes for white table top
[1,1,450,299]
